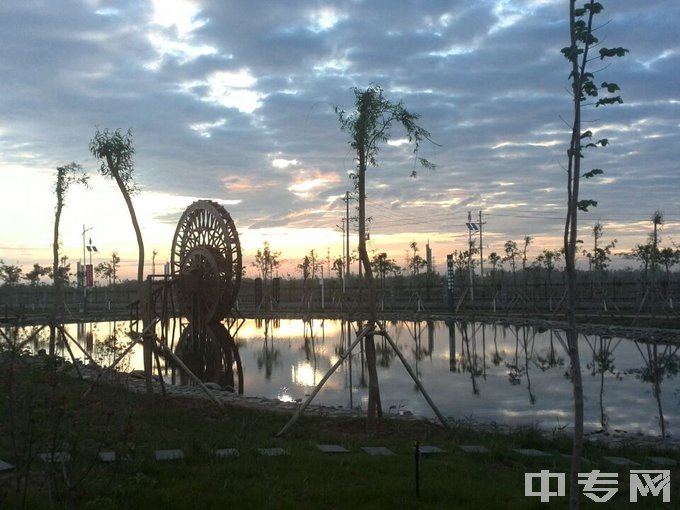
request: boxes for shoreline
[64,357,680,453]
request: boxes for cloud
[0,0,678,275]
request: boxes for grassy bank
[1,352,678,509]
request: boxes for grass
[1,351,679,509]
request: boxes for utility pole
[81,224,94,311]
[478,210,485,296]
[465,212,486,304]
[466,212,476,302]
[345,191,350,279]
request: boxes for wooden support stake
[276,326,373,437]
[378,329,451,430]
[59,326,100,368]
[59,327,83,380]
[152,336,223,408]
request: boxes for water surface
[19,318,680,437]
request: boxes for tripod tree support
[276,325,450,437]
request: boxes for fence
[1,275,678,323]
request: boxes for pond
[9,318,680,437]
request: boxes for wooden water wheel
[170,200,242,323]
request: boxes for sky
[1,0,678,281]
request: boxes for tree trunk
[50,191,63,357]
[565,2,587,507]
[358,152,381,427]
[108,159,152,394]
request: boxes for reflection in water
[292,319,331,388]
[504,325,537,405]
[7,319,680,437]
[534,329,564,372]
[256,319,280,380]
[449,321,486,395]
[585,334,621,431]
[627,341,680,437]
[447,320,456,372]
[173,321,243,393]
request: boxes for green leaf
[599,47,629,59]
[595,96,624,107]
[580,130,593,139]
[601,82,620,93]
[590,2,604,15]
[583,169,603,179]
[577,199,598,212]
[583,80,599,97]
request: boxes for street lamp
[320,264,325,310]
[466,210,486,303]
[86,237,98,286]
[465,214,478,302]
[86,238,98,263]
[81,225,97,313]
[82,225,93,269]
[82,226,97,287]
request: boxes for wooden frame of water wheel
[170,200,242,324]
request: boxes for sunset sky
[1,0,678,281]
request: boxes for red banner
[85,264,93,287]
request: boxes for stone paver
[648,456,677,467]
[418,446,445,456]
[38,452,72,463]
[360,446,395,456]
[0,459,14,472]
[258,448,288,457]
[459,445,489,454]
[99,452,117,462]
[214,448,240,458]
[155,449,184,461]
[513,448,551,457]
[601,456,640,466]
[558,453,591,464]
[317,444,349,453]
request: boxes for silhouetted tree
[503,240,519,284]
[50,162,89,354]
[336,85,434,426]
[89,128,153,392]
[23,264,48,286]
[252,241,281,310]
[0,261,22,286]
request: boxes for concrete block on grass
[214,448,240,458]
[98,452,117,462]
[360,446,395,456]
[459,445,489,454]
[418,446,445,456]
[513,448,551,458]
[258,448,288,457]
[648,456,677,467]
[602,456,640,466]
[38,452,72,463]
[317,444,349,454]
[155,449,184,461]
[0,459,14,472]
